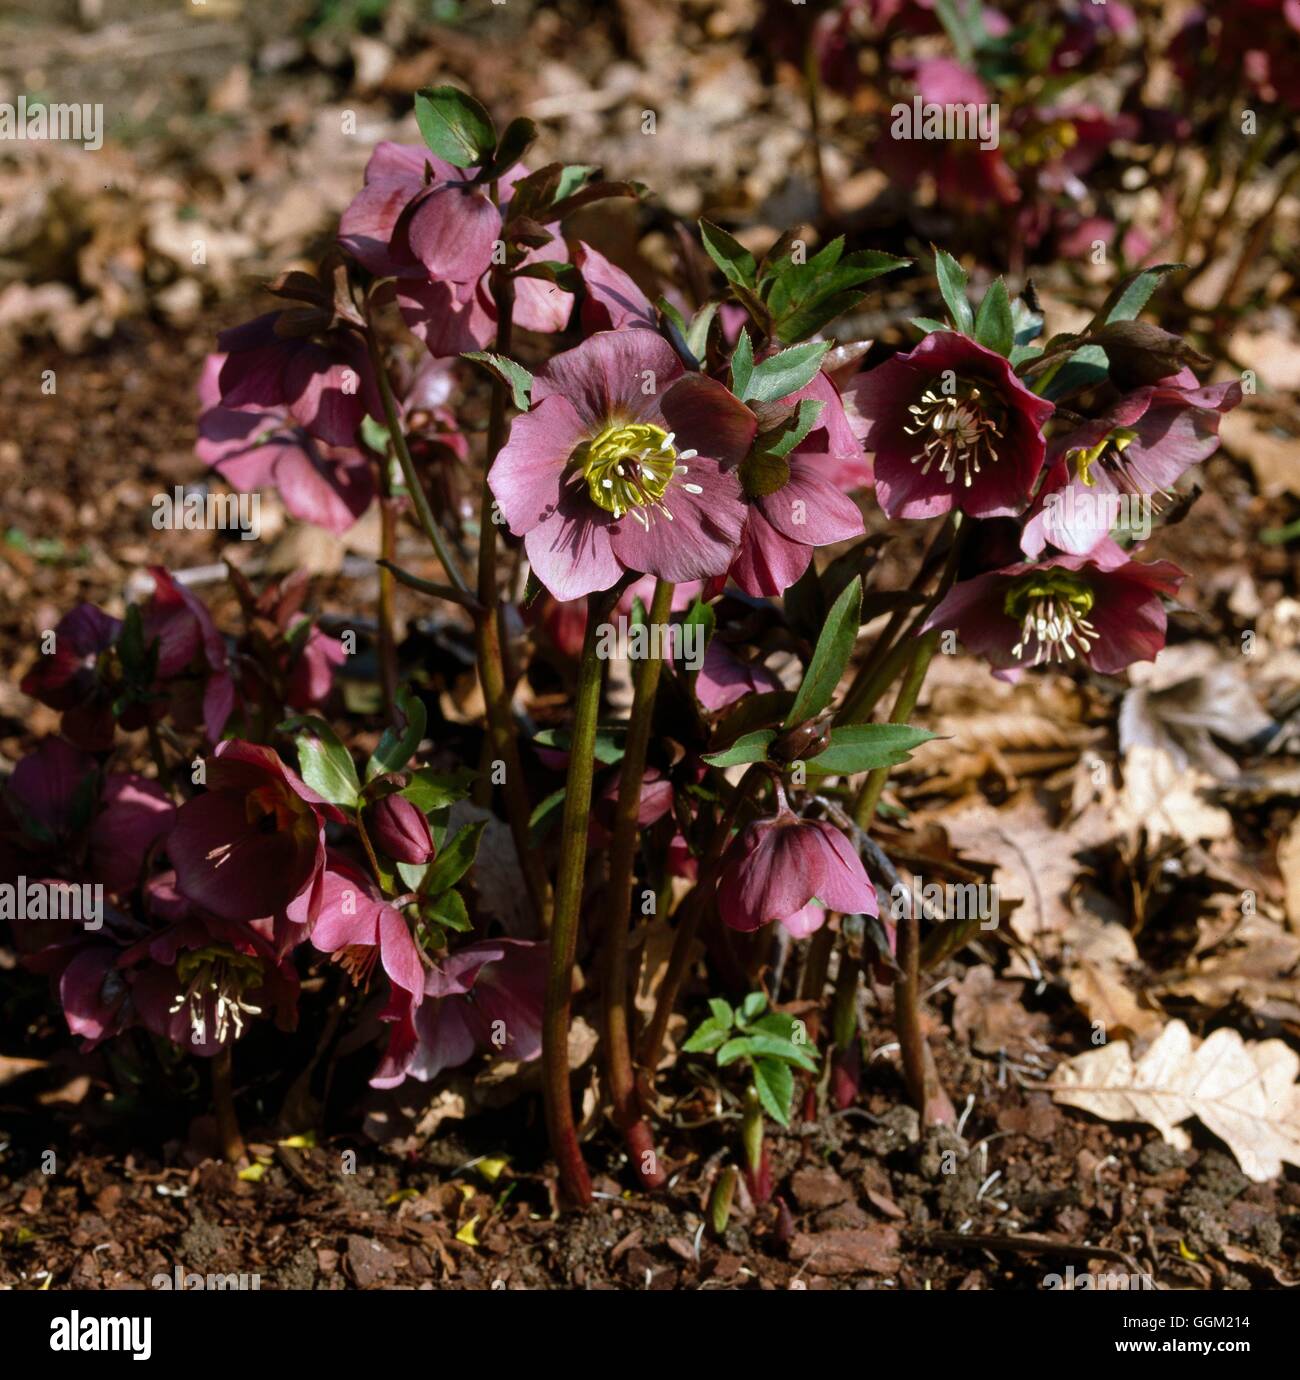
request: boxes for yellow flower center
[1004,570,1098,666]
[571,421,699,527]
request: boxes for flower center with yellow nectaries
[333,943,380,990]
[571,421,700,528]
[1004,569,1098,666]
[168,944,264,1046]
[1069,426,1138,488]
[245,782,316,847]
[904,381,1005,488]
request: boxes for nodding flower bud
[769,716,832,766]
[367,794,435,864]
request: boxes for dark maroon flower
[19,604,122,751]
[366,794,436,865]
[285,626,346,713]
[1021,375,1242,558]
[167,740,344,949]
[371,938,546,1088]
[197,353,375,536]
[90,774,176,894]
[6,738,97,842]
[847,330,1054,520]
[141,568,235,741]
[924,548,1186,674]
[718,801,878,938]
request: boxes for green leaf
[933,247,974,334]
[911,315,950,335]
[414,85,496,169]
[685,301,719,365]
[785,576,862,728]
[402,766,476,814]
[424,887,472,933]
[528,786,566,845]
[699,219,757,289]
[1042,343,1109,402]
[739,339,832,404]
[366,686,427,782]
[533,727,624,764]
[729,327,755,400]
[279,716,360,808]
[759,397,825,459]
[719,1032,818,1072]
[555,164,597,201]
[463,352,532,411]
[422,820,486,896]
[709,998,736,1029]
[701,729,775,768]
[752,1058,795,1127]
[1101,263,1186,326]
[805,723,936,774]
[767,241,908,344]
[478,116,537,182]
[682,1021,731,1055]
[739,991,767,1024]
[973,278,1013,357]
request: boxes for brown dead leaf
[1050,1020,1300,1182]
[1114,745,1232,846]
[1154,916,1300,1019]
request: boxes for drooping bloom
[215,267,384,450]
[488,331,748,600]
[310,856,425,1017]
[695,638,783,711]
[575,241,658,332]
[370,938,546,1088]
[90,774,176,894]
[847,330,1054,520]
[197,353,375,535]
[718,802,878,938]
[5,737,97,842]
[339,142,572,356]
[140,567,235,741]
[1021,375,1243,558]
[167,740,344,949]
[924,547,1185,674]
[19,604,122,751]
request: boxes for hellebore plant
[2,80,1235,1210]
[683,992,818,1219]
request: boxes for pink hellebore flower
[575,241,658,333]
[167,740,344,949]
[847,330,1054,520]
[197,354,375,536]
[141,567,236,741]
[695,639,783,711]
[718,803,878,938]
[311,856,426,1019]
[339,142,572,355]
[371,938,546,1088]
[366,794,436,865]
[924,548,1186,674]
[1021,376,1242,558]
[488,331,749,600]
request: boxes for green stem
[601,579,674,1188]
[853,628,939,829]
[639,765,763,1073]
[212,1045,244,1164]
[377,468,398,725]
[473,276,552,928]
[542,592,612,1208]
[363,327,472,597]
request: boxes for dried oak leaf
[1049,1020,1300,1182]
